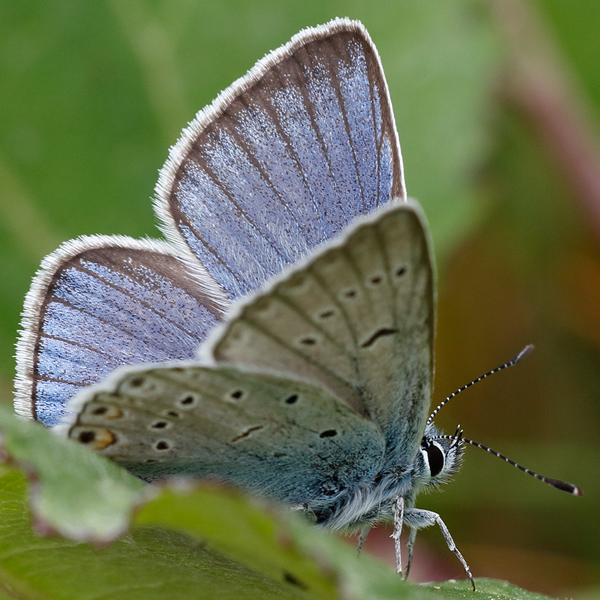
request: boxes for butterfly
[14,18,580,590]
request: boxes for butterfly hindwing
[68,364,386,506]
[156,19,404,301]
[209,201,434,463]
[15,236,222,426]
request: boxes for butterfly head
[413,344,582,497]
[415,424,465,491]
[412,345,535,494]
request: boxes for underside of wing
[15,236,222,426]
[67,364,386,509]
[209,201,435,465]
[156,18,404,301]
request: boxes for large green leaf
[0,468,560,600]
[0,394,566,599]
[0,472,316,600]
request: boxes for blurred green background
[0,0,598,597]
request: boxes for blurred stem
[493,0,600,244]
[0,153,61,261]
[107,0,193,148]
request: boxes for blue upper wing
[15,236,221,426]
[155,19,404,302]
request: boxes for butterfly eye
[425,443,445,477]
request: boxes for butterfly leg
[405,526,417,578]
[391,495,404,576]
[404,508,475,592]
[356,525,372,557]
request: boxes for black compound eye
[425,444,445,477]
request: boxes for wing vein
[39,333,117,359]
[292,49,343,217]
[269,64,330,233]
[199,153,288,261]
[326,38,366,213]
[232,95,314,244]
[72,264,205,341]
[177,221,252,294]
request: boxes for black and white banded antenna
[426,344,534,427]
[436,431,582,495]
[428,344,583,496]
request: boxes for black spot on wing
[360,327,397,348]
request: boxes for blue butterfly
[14,19,580,590]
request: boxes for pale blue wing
[15,236,222,426]
[155,19,404,302]
[209,202,434,467]
[68,364,386,509]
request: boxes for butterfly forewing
[156,19,403,301]
[211,202,435,459]
[69,365,386,505]
[15,237,222,426]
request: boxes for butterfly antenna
[449,425,463,449]
[426,345,535,427]
[435,433,583,496]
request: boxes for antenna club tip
[553,480,583,495]
[514,344,535,363]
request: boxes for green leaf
[0,404,147,542]
[0,472,316,600]
[0,405,564,599]
[136,484,339,600]
[425,578,557,599]
[290,518,442,600]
